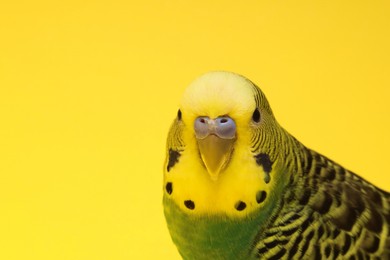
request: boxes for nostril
[215,117,236,139]
[194,117,210,139]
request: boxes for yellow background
[0,1,389,259]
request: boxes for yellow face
[164,71,281,217]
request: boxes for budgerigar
[163,71,390,259]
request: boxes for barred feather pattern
[164,72,390,260]
[253,145,390,259]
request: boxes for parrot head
[164,71,287,217]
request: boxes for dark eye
[252,108,261,123]
[177,109,182,120]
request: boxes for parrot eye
[177,109,182,120]
[252,108,261,123]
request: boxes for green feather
[163,71,390,259]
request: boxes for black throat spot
[254,153,273,183]
[167,149,181,172]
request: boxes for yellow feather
[164,71,278,217]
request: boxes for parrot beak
[197,135,235,181]
[194,116,236,181]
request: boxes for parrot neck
[163,175,287,259]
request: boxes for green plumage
[163,72,390,259]
[164,166,288,260]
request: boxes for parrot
[163,71,390,259]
